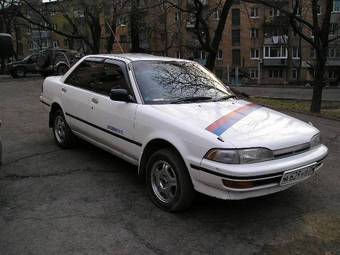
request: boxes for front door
[87,59,141,162]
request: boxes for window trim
[250,7,259,18]
[64,57,136,102]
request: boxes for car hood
[151,100,318,150]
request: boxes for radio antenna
[106,20,124,54]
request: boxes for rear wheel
[13,67,26,78]
[146,148,195,212]
[52,109,76,148]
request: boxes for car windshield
[132,60,234,104]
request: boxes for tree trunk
[310,55,326,113]
[205,0,234,71]
[130,0,140,53]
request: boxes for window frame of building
[200,50,206,60]
[175,12,180,22]
[291,69,298,80]
[232,8,241,26]
[264,46,288,59]
[292,47,300,59]
[120,35,128,43]
[268,69,283,79]
[232,49,241,66]
[329,70,337,79]
[250,28,258,39]
[232,29,241,45]
[250,48,260,59]
[249,68,258,79]
[270,8,280,17]
[250,7,259,18]
[333,0,340,12]
[214,9,221,20]
[217,49,223,60]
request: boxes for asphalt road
[0,78,340,255]
[234,86,340,102]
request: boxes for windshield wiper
[170,96,213,104]
[213,95,237,102]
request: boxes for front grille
[273,143,311,159]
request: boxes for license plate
[280,165,315,186]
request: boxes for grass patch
[251,97,340,121]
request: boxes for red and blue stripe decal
[206,103,262,136]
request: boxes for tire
[57,64,69,75]
[146,148,195,212]
[52,109,76,149]
[13,67,26,78]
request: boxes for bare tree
[166,0,234,71]
[10,0,114,54]
[243,0,336,113]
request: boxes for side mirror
[109,89,133,102]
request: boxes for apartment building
[13,0,340,85]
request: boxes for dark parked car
[8,48,82,78]
[7,53,39,78]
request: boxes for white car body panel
[40,54,328,201]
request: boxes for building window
[311,48,315,58]
[250,28,258,39]
[232,29,241,45]
[217,49,223,59]
[292,69,298,79]
[249,69,258,79]
[120,35,128,43]
[333,0,340,12]
[292,47,300,58]
[264,46,287,58]
[270,8,280,17]
[232,49,241,66]
[215,69,223,78]
[175,12,180,22]
[330,23,339,35]
[232,9,240,26]
[317,4,321,15]
[269,69,283,78]
[250,48,260,59]
[250,7,259,18]
[329,70,337,79]
[200,51,206,59]
[214,9,221,19]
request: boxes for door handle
[61,88,67,93]
[91,97,99,104]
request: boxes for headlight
[310,133,321,147]
[205,148,274,164]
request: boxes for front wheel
[146,148,195,212]
[52,109,76,148]
[57,64,69,75]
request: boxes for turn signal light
[222,179,256,189]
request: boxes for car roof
[85,53,190,63]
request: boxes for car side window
[91,61,130,96]
[30,55,38,63]
[65,59,104,91]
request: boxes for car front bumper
[189,144,328,200]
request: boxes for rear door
[62,57,104,137]
[86,58,141,161]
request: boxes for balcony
[263,58,287,67]
[31,30,51,39]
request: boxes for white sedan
[40,54,328,212]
